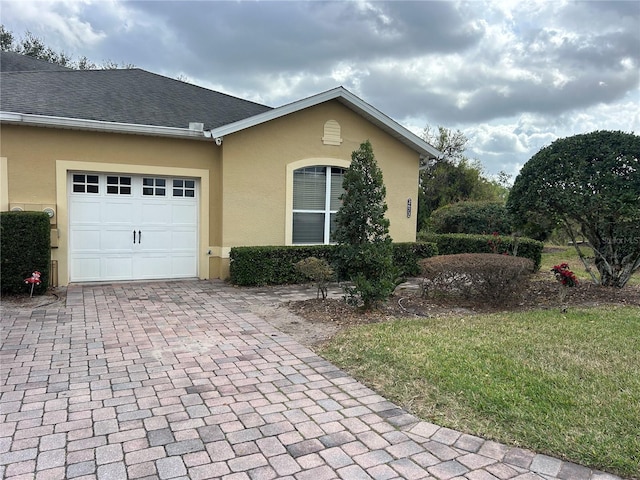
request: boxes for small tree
[295,257,334,299]
[507,130,640,288]
[333,140,397,308]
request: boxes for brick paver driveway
[1,280,621,480]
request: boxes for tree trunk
[595,256,631,288]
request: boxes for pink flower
[24,271,41,285]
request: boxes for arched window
[292,166,345,244]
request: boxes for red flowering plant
[551,263,578,307]
[552,263,579,287]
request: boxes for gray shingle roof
[0,54,272,129]
[0,51,72,72]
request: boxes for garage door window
[72,174,99,193]
[106,176,132,195]
[142,178,166,196]
[173,179,196,198]
[70,175,198,198]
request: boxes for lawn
[319,306,640,478]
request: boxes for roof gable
[210,87,441,159]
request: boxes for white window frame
[71,173,100,194]
[106,175,132,195]
[172,178,196,198]
[288,159,350,245]
[142,177,167,197]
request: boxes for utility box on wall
[50,229,59,248]
[9,203,57,225]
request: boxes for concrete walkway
[0,280,622,480]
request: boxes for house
[0,52,440,286]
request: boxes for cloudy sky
[2,0,639,180]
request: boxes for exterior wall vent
[322,120,342,146]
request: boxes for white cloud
[2,0,638,179]
[2,0,107,50]
[469,124,529,155]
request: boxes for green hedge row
[429,201,513,235]
[229,242,438,286]
[1,211,51,295]
[392,242,439,277]
[230,245,334,286]
[417,232,543,271]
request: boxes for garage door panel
[70,257,102,281]
[71,200,102,224]
[103,200,137,224]
[137,229,171,251]
[140,202,172,226]
[136,255,173,278]
[71,229,101,252]
[171,254,198,276]
[172,230,198,250]
[69,173,199,282]
[102,228,135,252]
[172,204,198,225]
[104,257,134,280]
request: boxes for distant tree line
[0,24,134,69]
[418,125,510,232]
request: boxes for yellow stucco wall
[1,101,421,283]
[0,157,8,211]
[220,100,419,247]
[0,125,220,285]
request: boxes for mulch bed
[287,274,640,327]
[0,289,66,309]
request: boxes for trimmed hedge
[229,242,438,286]
[418,232,543,271]
[1,211,51,295]
[392,242,439,277]
[429,201,513,235]
[419,253,534,306]
[230,245,335,286]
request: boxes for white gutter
[0,112,210,140]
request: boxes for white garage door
[69,173,198,282]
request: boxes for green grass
[320,306,640,478]
[541,244,640,286]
